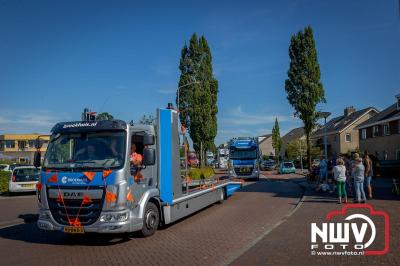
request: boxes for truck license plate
[63,226,84,234]
[21,184,34,188]
[240,168,249,173]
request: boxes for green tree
[176,33,218,167]
[271,117,283,161]
[139,115,156,125]
[285,26,325,170]
[96,112,114,121]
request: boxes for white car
[0,164,11,172]
[9,166,40,193]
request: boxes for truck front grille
[47,187,105,226]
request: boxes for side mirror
[143,134,155,146]
[33,151,41,168]
[143,148,156,166]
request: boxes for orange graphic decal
[106,191,117,203]
[102,169,112,179]
[84,172,96,181]
[127,191,134,201]
[82,195,92,205]
[47,174,58,183]
[69,217,81,227]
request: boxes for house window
[383,124,390,136]
[373,126,379,137]
[28,140,36,148]
[18,140,27,150]
[4,140,15,148]
[345,133,351,142]
[361,129,367,140]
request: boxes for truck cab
[228,137,260,181]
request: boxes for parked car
[278,161,296,174]
[312,159,320,167]
[0,164,11,172]
[260,160,276,171]
[9,166,39,193]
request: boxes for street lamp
[318,111,331,181]
[177,81,201,112]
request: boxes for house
[0,134,50,163]
[357,94,400,161]
[311,106,379,157]
[280,127,305,159]
[258,134,274,157]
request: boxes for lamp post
[319,111,331,181]
[177,81,201,112]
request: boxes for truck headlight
[100,211,129,222]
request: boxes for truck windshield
[44,131,126,170]
[230,148,257,160]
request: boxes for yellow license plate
[240,168,250,173]
[63,226,84,234]
[20,184,34,188]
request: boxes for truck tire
[140,202,159,237]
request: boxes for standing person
[364,151,373,199]
[319,156,328,183]
[344,155,353,197]
[333,158,347,204]
[353,154,366,203]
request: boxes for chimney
[396,94,400,110]
[344,106,356,116]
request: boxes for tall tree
[176,33,218,167]
[285,26,325,170]
[271,117,282,161]
[96,112,114,121]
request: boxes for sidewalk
[231,177,400,266]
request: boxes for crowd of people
[314,151,373,204]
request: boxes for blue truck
[227,137,260,181]
[33,106,242,237]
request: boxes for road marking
[0,219,26,230]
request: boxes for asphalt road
[0,174,304,265]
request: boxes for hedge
[0,171,10,193]
[189,167,214,180]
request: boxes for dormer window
[397,94,400,110]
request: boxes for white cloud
[220,105,294,126]
[0,110,71,134]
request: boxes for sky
[0,0,399,144]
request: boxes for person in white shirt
[333,158,347,204]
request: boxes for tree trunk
[306,133,312,171]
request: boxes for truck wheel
[140,202,159,237]
[218,188,225,203]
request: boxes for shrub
[189,167,214,180]
[0,171,10,193]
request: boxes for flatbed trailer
[35,107,242,237]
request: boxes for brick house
[280,127,305,159]
[357,95,400,161]
[311,107,379,157]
